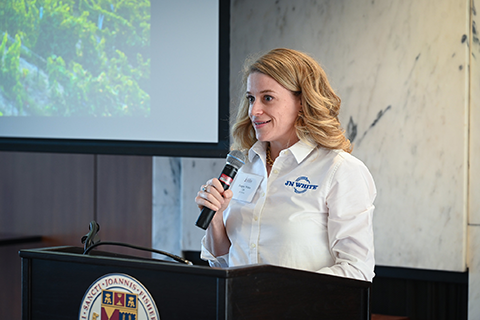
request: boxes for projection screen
[0,0,230,157]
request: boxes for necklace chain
[266,144,274,167]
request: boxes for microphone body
[195,151,245,230]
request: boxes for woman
[195,48,376,282]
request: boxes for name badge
[231,172,263,203]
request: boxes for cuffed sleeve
[200,235,229,268]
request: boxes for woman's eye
[264,95,273,102]
[247,95,255,103]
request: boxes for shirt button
[254,216,258,221]
[251,243,256,248]
[273,169,279,174]
[261,192,265,197]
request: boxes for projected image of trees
[0,0,150,117]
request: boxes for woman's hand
[195,178,232,257]
[195,178,233,214]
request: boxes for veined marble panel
[467,4,480,319]
[231,0,470,271]
[181,157,226,251]
[152,157,182,258]
[469,1,480,224]
[153,156,224,255]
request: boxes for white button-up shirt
[201,140,376,281]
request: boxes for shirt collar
[248,140,316,164]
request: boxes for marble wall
[468,0,480,316]
[152,0,478,315]
[152,157,182,260]
[152,156,225,257]
[228,0,471,273]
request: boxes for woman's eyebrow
[246,89,275,94]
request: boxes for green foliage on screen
[0,0,150,117]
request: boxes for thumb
[223,189,233,200]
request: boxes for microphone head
[226,150,245,169]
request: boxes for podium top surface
[19,245,370,287]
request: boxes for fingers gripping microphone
[195,150,245,230]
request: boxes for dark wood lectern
[20,246,371,319]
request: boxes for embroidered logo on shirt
[285,176,319,194]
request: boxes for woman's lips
[253,120,271,127]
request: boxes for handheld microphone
[195,150,245,230]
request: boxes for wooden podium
[20,246,371,319]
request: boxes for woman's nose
[249,100,264,116]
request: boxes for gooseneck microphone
[195,150,245,230]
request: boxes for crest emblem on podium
[79,274,160,320]
[101,290,138,320]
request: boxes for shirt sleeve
[200,235,229,268]
[320,154,377,282]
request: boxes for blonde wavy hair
[231,48,352,153]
